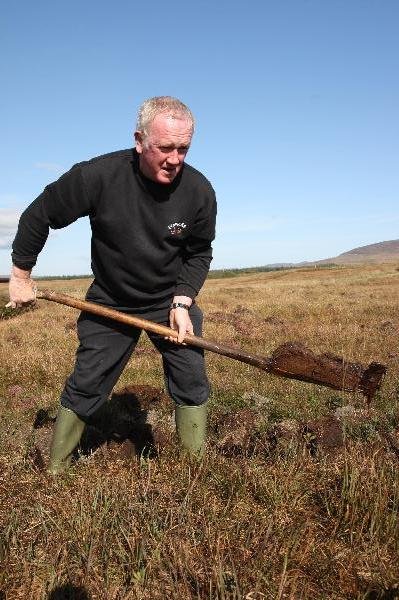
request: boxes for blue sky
[1,0,398,275]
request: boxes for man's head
[135,96,195,184]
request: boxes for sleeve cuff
[174,283,197,300]
[11,253,37,270]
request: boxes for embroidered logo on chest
[168,222,187,236]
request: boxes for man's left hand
[168,296,193,343]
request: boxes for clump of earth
[27,385,399,469]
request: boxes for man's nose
[166,149,180,165]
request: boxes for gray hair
[136,96,195,141]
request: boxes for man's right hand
[6,265,37,308]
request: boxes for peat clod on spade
[268,342,386,401]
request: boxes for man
[8,96,217,473]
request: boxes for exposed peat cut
[28,383,399,469]
[31,385,175,466]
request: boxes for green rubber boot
[48,405,86,474]
[175,402,207,458]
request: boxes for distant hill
[1,241,398,282]
[318,239,399,265]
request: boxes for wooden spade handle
[36,289,271,369]
[36,289,386,401]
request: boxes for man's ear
[134,131,143,154]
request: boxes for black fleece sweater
[12,149,217,308]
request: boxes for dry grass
[1,264,399,599]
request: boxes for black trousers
[60,303,209,418]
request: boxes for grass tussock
[1,264,399,599]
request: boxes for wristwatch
[170,302,190,310]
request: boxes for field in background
[1,264,399,599]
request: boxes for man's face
[135,114,193,184]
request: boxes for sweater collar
[131,148,183,199]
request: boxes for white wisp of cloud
[0,208,22,249]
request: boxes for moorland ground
[1,264,399,599]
